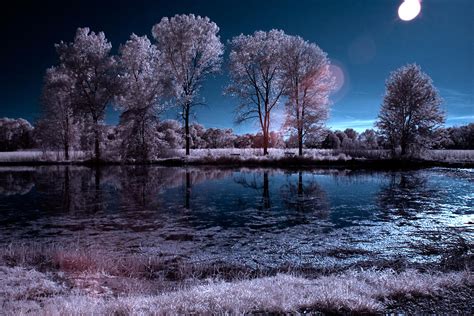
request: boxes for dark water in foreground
[0,166,472,269]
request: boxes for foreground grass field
[0,242,472,315]
[1,266,471,315]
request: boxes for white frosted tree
[56,27,119,161]
[39,66,77,160]
[152,14,224,155]
[376,64,445,157]
[227,30,287,155]
[280,35,334,156]
[157,119,183,149]
[116,34,164,161]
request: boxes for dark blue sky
[1,0,472,133]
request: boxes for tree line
[4,14,470,159]
[3,116,472,154]
[36,14,333,161]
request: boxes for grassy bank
[0,242,472,315]
[0,149,473,168]
[1,265,471,315]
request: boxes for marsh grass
[0,265,471,315]
[3,239,471,281]
[1,242,472,314]
[1,244,271,283]
[2,244,172,279]
[0,242,473,315]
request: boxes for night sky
[1,0,473,133]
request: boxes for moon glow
[398,0,421,21]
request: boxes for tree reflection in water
[0,165,471,266]
[118,166,174,211]
[185,170,191,209]
[179,168,235,210]
[280,171,329,218]
[34,166,109,214]
[234,170,272,210]
[0,166,456,233]
[376,172,441,220]
[0,168,35,196]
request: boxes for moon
[398,0,421,21]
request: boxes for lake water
[0,166,472,271]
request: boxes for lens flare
[398,0,421,21]
[328,61,350,103]
[329,64,345,93]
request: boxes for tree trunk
[93,120,101,162]
[298,127,303,156]
[64,142,69,161]
[263,130,269,155]
[141,118,147,161]
[400,137,407,157]
[64,115,70,161]
[296,91,303,156]
[184,106,190,156]
[263,114,270,156]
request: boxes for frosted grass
[1,266,470,315]
[0,149,472,163]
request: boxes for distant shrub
[0,118,34,151]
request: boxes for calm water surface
[0,166,472,269]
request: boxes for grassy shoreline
[1,242,472,315]
[1,265,471,315]
[0,157,472,169]
[1,149,473,168]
